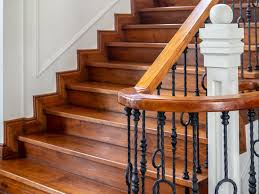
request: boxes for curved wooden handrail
[135,0,219,94]
[118,88,259,112]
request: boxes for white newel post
[199,4,244,194]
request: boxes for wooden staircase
[0,0,257,193]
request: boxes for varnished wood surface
[19,133,208,188]
[0,159,126,194]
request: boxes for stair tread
[0,158,125,194]
[67,81,131,95]
[140,6,195,12]
[107,41,259,50]
[19,133,208,187]
[124,22,259,30]
[140,3,252,12]
[123,23,182,29]
[45,104,207,142]
[87,61,150,70]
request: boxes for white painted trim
[35,0,120,77]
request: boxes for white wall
[3,0,130,122]
[0,0,3,143]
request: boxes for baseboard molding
[0,144,19,160]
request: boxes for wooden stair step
[44,105,207,164]
[107,42,259,71]
[0,158,125,194]
[66,81,207,116]
[139,4,259,24]
[19,133,208,191]
[45,104,207,142]
[123,23,259,44]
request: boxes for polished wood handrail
[135,0,219,94]
[118,88,259,112]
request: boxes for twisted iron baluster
[237,0,246,79]
[172,64,177,194]
[253,1,259,70]
[132,109,140,194]
[248,109,257,194]
[194,32,202,174]
[153,83,163,194]
[190,113,199,194]
[125,107,132,194]
[152,112,175,194]
[140,110,147,194]
[247,0,253,72]
[215,112,238,194]
[201,72,208,168]
[181,47,190,182]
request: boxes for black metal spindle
[132,109,140,194]
[194,32,202,174]
[247,0,253,72]
[215,112,237,194]
[125,107,132,194]
[152,112,175,194]
[201,72,208,168]
[154,83,162,194]
[253,1,259,70]
[194,32,200,97]
[140,110,147,194]
[248,109,257,194]
[171,64,177,194]
[190,113,199,194]
[237,0,246,79]
[181,47,190,181]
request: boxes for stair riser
[124,27,179,43]
[139,7,259,24]
[87,66,205,92]
[22,143,199,193]
[66,89,207,124]
[124,27,258,45]
[158,0,200,6]
[140,9,192,24]
[46,114,207,164]
[107,45,256,68]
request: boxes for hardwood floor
[0,0,256,193]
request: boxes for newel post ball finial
[210,4,233,24]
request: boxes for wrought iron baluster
[253,1,259,70]
[152,112,175,194]
[237,0,246,79]
[201,72,208,168]
[215,112,238,194]
[171,64,177,194]
[194,32,200,97]
[140,110,147,194]
[194,32,202,174]
[125,107,132,194]
[247,0,253,72]
[248,109,257,194]
[190,113,199,194]
[153,83,163,194]
[181,47,190,182]
[132,109,140,194]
